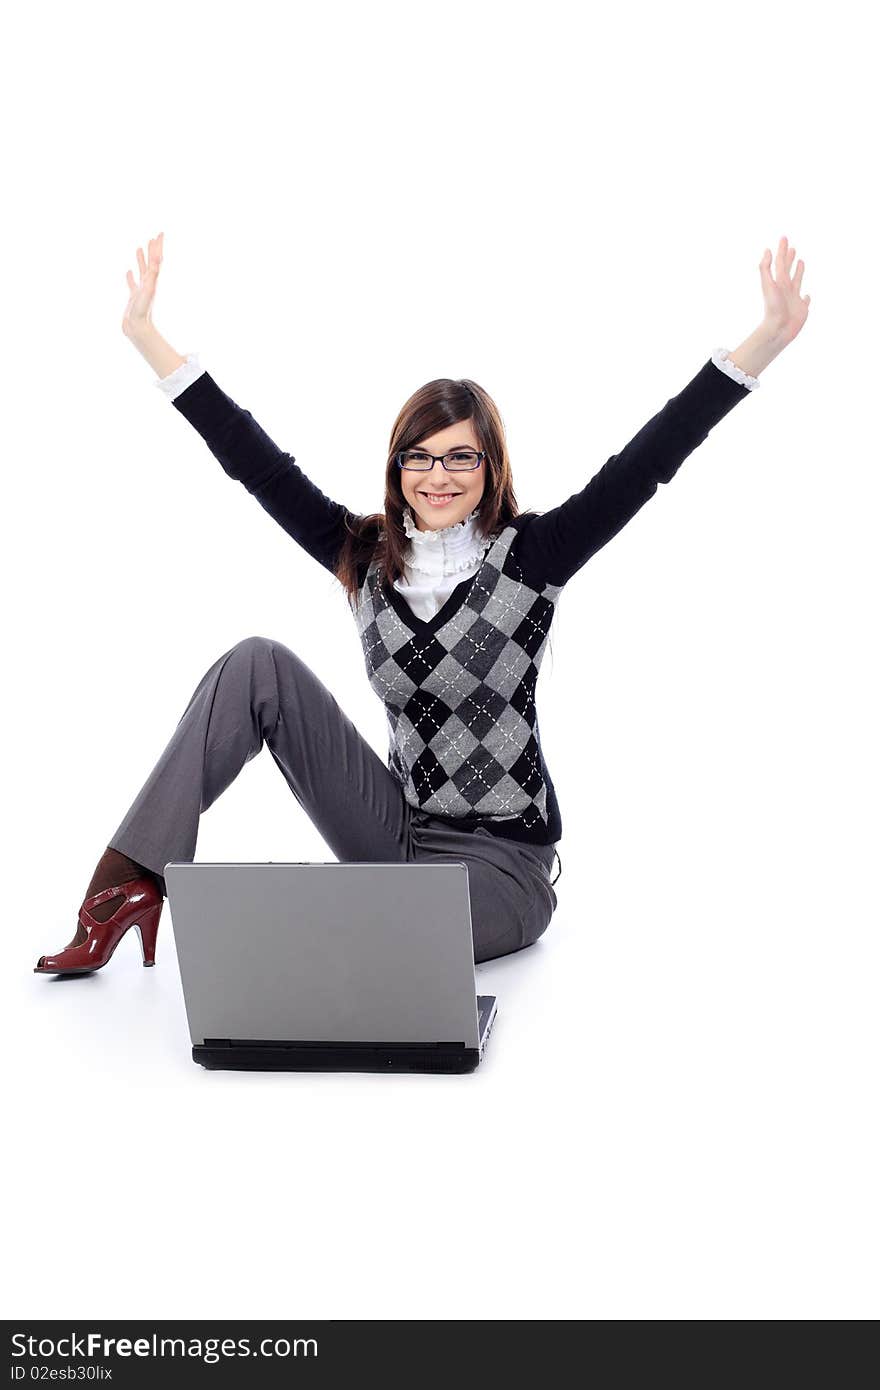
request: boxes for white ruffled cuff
[711,347,760,390]
[155,351,205,401]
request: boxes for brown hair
[334,377,523,607]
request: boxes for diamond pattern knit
[352,518,562,839]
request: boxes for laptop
[163,861,498,1074]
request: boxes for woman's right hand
[122,231,164,342]
[121,232,186,378]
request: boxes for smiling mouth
[419,492,461,503]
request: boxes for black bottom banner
[4,1320,564,1386]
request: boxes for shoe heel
[133,902,162,966]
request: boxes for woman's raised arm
[122,232,353,575]
[514,237,810,591]
[513,352,758,590]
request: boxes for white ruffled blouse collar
[401,504,492,578]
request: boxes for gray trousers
[108,636,561,965]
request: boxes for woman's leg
[108,635,412,897]
[105,633,558,966]
[408,813,560,964]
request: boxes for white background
[4,0,877,1321]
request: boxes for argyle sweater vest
[351,516,563,843]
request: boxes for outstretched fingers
[131,234,163,289]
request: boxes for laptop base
[193,1039,480,1073]
[192,995,497,1074]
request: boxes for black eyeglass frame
[395,449,486,472]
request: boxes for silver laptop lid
[164,862,480,1049]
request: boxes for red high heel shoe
[34,876,164,975]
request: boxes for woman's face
[398,418,486,532]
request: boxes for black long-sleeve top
[163,353,755,588]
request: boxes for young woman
[35,232,809,975]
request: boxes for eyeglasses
[396,449,485,472]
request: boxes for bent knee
[232,634,277,658]
[229,634,304,668]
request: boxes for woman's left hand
[759,235,811,345]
